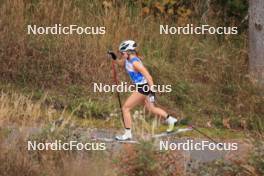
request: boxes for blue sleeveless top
[125,57,147,85]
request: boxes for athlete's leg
[122,91,146,128]
[115,92,145,140]
[144,98,168,118]
[144,98,178,132]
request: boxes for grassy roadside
[0,84,263,176]
[0,82,250,140]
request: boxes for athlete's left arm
[133,62,154,87]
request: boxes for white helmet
[119,40,137,52]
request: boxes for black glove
[107,51,117,60]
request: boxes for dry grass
[0,91,56,125]
[0,90,117,176]
[0,1,263,130]
[1,2,263,175]
[0,130,116,176]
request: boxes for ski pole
[189,125,223,147]
[110,56,126,128]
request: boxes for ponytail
[128,50,143,60]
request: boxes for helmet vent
[120,44,129,51]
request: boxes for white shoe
[115,129,132,141]
[166,116,178,133]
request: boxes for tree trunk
[249,0,264,85]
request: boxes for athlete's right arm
[107,51,125,66]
